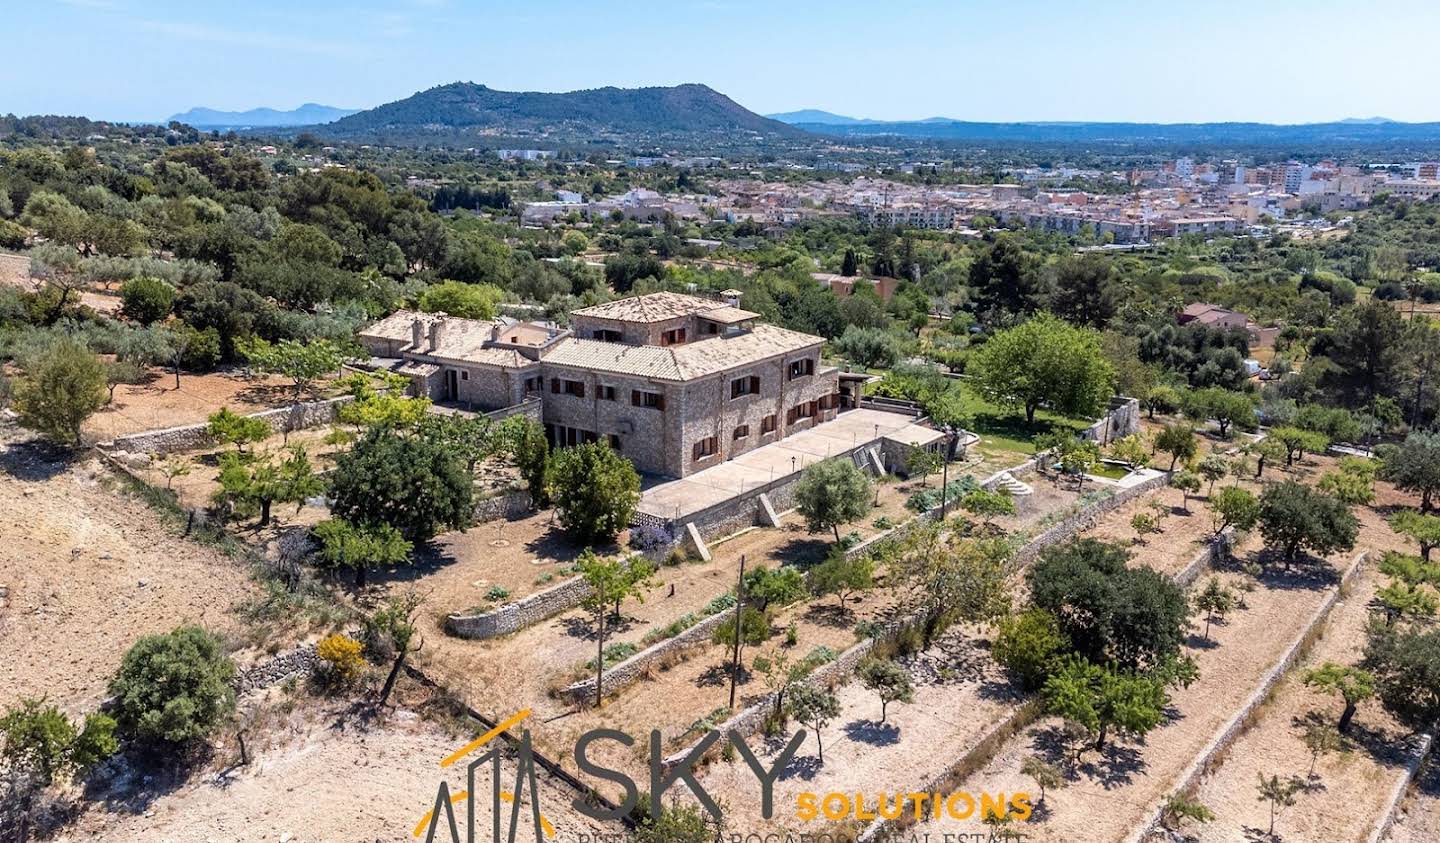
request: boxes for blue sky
[10,0,1440,124]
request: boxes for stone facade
[1081,395,1142,445]
[362,294,843,479]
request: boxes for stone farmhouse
[358,291,846,478]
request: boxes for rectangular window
[693,436,718,460]
[733,425,750,440]
[562,380,585,398]
[792,401,816,421]
[598,385,616,401]
[631,390,665,410]
[788,358,815,380]
[730,375,760,399]
[761,414,777,434]
[525,376,543,393]
[607,433,622,451]
[593,329,623,343]
[460,370,469,381]
[550,377,560,394]
[661,327,687,346]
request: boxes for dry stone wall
[1121,551,1370,843]
[446,574,592,639]
[560,607,733,704]
[105,395,355,456]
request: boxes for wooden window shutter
[632,389,640,406]
[576,382,585,398]
[551,378,559,394]
[657,394,665,411]
[750,375,760,394]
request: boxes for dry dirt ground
[692,623,1024,839]
[0,252,122,315]
[0,430,259,713]
[1183,562,1413,843]
[63,678,621,843]
[915,534,1356,842]
[85,369,330,442]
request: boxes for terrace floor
[638,408,940,522]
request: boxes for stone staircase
[992,471,1034,497]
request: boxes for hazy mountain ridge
[167,103,358,128]
[787,117,1440,144]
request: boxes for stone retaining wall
[856,700,1048,842]
[560,607,734,704]
[1174,528,1235,589]
[234,641,323,695]
[104,395,355,456]
[672,441,880,545]
[1008,471,1170,571]
[1367,732,1436,843]
[660,631,880,774]
[446,574,592,639]
[473,490,532,523]
[1122,550,1370,843]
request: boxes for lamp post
[791,455,797,475]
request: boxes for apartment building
[359,292,842,478]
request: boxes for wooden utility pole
[728,554,747,709]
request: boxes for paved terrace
[638,408,942,522]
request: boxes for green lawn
[952,383,1091,457]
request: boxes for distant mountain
[768,109,870,125]
[1335,116,1398,125]
[168,103,358,129]
[317,82,807,145]
[791,117,1440,145]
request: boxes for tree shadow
[843,719,900,746]
[1185,632,1222,651]
[1079,742,1147,789]
[81,743,214,815]
[696,662,751,689]
[773,537,832,569]
[1250,551,1340,592]
[779,754,823,781]
[803,602,855,628]
[0,436,77,482]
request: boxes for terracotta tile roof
[542,324,821,381]
[358,309,442,343]
[699,305,760,324]
[571,291,727,323]
[542,339,684,380]
[671,324,819,379]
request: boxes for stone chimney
[428,318,445,353]
[411,317,424,350]
[721,288,744,308]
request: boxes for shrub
[316,634,366,687]
[108,626,236,747]
[585,642,639,671]
[628,523,672,555]
[905,476,979,513]
[485,585,511,602]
